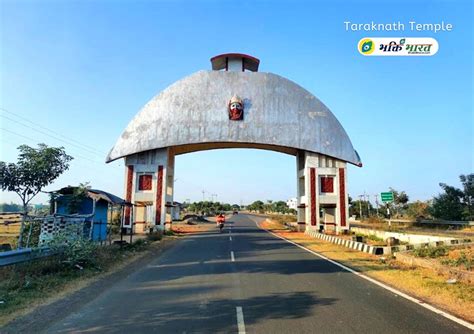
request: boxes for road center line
[229,236,232,241]
[236,306,246,334]
[231,251,235,262]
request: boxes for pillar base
[164,221,173,231]
[297,222,306,232]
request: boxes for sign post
[381,192,394,202]
[381,192,394,227]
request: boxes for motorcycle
[216,215,225,232]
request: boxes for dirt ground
[171,220,216,234]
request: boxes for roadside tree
[0,144,73,247]
[431,174,473,221]
[349,199,373,219]
[248,200,264,213]
[406,200,431,220]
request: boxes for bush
[47,225,98,268]
[18,219,41,248]
[365,216,385,225]
[355,233,384,243]
[413,246,448,258]
[441,251,473,270]
[130,238,148,250]
[147,230,163,241]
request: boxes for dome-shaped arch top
[106,70,361,166]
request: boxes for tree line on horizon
[349,174,473,221]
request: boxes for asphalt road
[44,214,470,333]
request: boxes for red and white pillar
[123,165,134,229]
[155,165,164,225]
[302,151,349,234]
[124,148,175,233]
[337,166,349,233]
[304,152,320,232]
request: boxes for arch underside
[107,71,361,166]
[158,142,355,165]
[170,142,298,156]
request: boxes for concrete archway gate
[107,54,362,234]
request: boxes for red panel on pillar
[320,176,334,193]
[310,168,317,226]
[155,166,164,225]
[124,166,134,227]
[339,168,346,227]
[138,174,153,191]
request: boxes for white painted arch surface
[106,70,361,165]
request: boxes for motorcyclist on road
[216,213,225,232]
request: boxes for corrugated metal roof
[53,187,129,205]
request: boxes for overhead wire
[0,107,112,155]
[1,127,107,165]
[1,127,123,179]
[0,113,106,158]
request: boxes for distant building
[172,201,183,221]
[287,198,297,210]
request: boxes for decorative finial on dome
[210,53,260,72]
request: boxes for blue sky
[1,0,472,205]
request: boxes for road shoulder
[255,217,474,328]
[1,237,179,334]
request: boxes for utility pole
[387,204,392,228]
[202,190,206,201]
[358,195,364,221]
[374,194,380,216]
[364,192,370,217]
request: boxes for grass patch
[354,233,386,245]
[0,236,18,250]
[413,245,448,258]
[267,214,297,225]
[260,218,288,231]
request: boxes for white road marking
[259,222,474,331]
[230,236,232,241]
[231,251,235,262]
[236,306,246,334]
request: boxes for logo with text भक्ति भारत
[358,38,375,54]
[357,37,439,56]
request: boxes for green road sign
[381,192,394,202]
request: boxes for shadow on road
[51,291,336,333]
